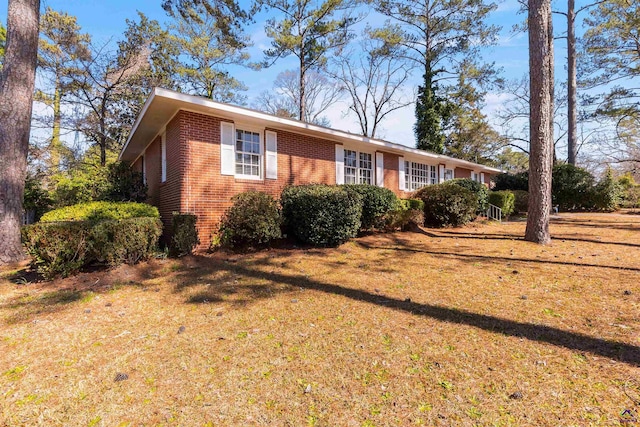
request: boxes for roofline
[120,87,504,173]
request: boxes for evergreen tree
[255,0,358,121]
[36,8,91,173]
[371,0,500,153]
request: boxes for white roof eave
[119,87,504,174]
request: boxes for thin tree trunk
[567,0,577,165]
[0,0,41,265]
[299,60,306,121]
[525,0,554,245]
[49,79,62,172]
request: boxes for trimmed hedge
[22,217,162,278]
[493,172,529,191]
[41,201,158,223]
[281,184,362,247]
[488,191,515,217]
[170,213,200,256]
[219,191,282,248]
[414,184,477,227]
[384,200,424,231]
[342,184,398,229]
[448,178,489,213]
[512,190,529,214]
[21,221,93,279]
[91,218,163,265]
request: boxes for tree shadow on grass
[418,227,640,248]
[358,238,640,272]
[181,254,640,367]
[1,289,86,324]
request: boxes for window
[235,129,261,178]
[404,161,437,190]
[344,149,372,184]
[430,165,437,184]
[141,154,146,185]
[444,168,454,181]
[359,152,372,184]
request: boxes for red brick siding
[180,111,337,248]
[455,167,472,179]
[144,136,161,207]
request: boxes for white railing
[486,204,502,222]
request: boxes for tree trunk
[299,60,306,122]
[49,79,62,172]
[567,0,578,165]
[525,0,554,245]
[0,0,41,265]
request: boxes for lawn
[1,212,639,426]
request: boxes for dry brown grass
[1,212,639,426]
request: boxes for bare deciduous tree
[331,37,413,138]
[254,69,342,126]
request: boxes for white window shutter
[335,144,344,185]
[480,172,485,184]
[439,164,445,183]
[220,121,235,176]
[398,156,405,191]
[375,152,384,187]
[265,131,278,179]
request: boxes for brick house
[119,88,502,247]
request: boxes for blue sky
[1,0,583,149]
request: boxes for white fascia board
[118,88,158,161]
[121,87,504,174]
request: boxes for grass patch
[0,213,638,425]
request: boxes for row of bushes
[493,164,624,212]
[218,184,425,249]
[22,202,200,278]
[217,180,496,249]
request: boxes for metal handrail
[486,204,502,222]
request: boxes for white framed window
[234,128,262,179]
[161,133,166,182]
[444,168,454,181]
[404,161,437,190]
[344,149,372,185]
[359,152,372,184]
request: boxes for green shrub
[342,184,397,229]
[552,164,595,211]
[50,166,110,207]
[383,201,424,231]
[448,178,489,213]
[592,169,622,211]
[493,172,529,191]
[22,222,93,279]
[22,217,162,278]
[414,184,477,227]
[41,201,158,223]
[23,175,52,221]
[170,213,200,256]
[488,191,515,217]
[219,191,282,248]
[511,190,529,214]
[403,198,425,211]
[281,184,362,246]
[104,161,147,202]
[91,218,162,265]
